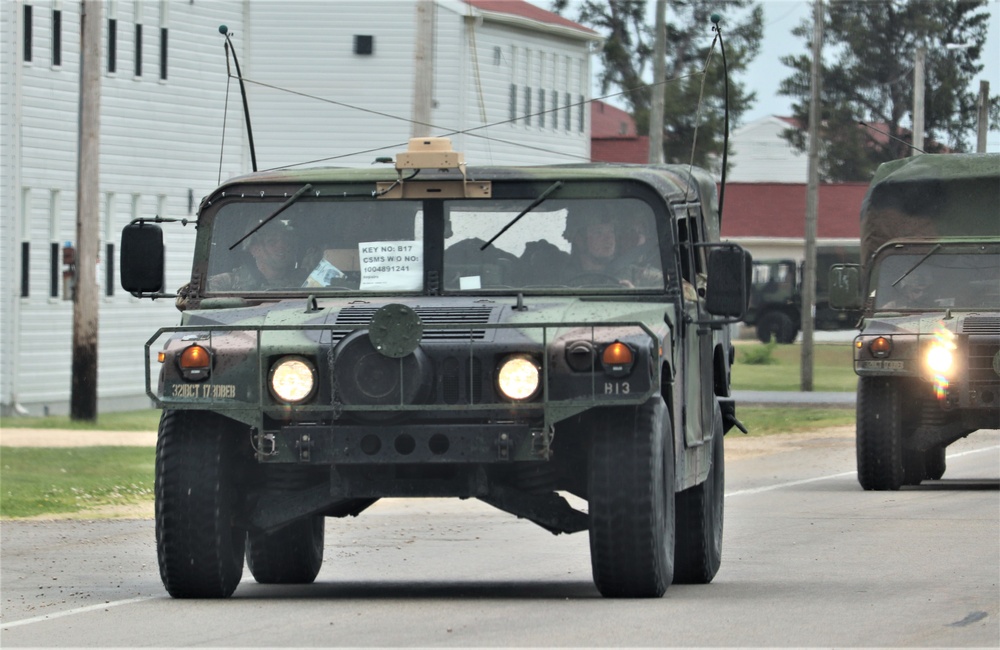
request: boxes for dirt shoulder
[0,428,158,447]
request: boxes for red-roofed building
[720,182,867,260]
[591,100,650,163]
[463,0,598,36]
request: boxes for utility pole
[912,45,925,154]
[71,0,102,421]
[801,0,823,392]
[412,0,434,138]
[647,0,666,164]
[977,80,989,153]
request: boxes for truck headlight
[269,356,317,404]
[497,354,540,401]
[926,345,954,375]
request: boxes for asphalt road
[1,429,997,647]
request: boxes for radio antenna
[220,25,258,172]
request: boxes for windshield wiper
[479,181,562,251]
[229,183,313,250]
[892,243,941,287]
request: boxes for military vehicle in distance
[121,138,750,598]
[744,245,862,344]
[830,153,1000,490]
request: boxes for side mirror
[829,264,862,310]
[120,222,165,294]
[705,246,752,317]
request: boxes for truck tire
[756,311,798,344]
[589,397,675,598]
[155,410,246,598]
[673,402,724,584]
[902,448,927,486]
[924,446,947,481]
[247,517,325,584]
[856,377,904,491]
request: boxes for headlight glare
[269,356,317,404]
[497,355,540,401]
[926,345,954,375]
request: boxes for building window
[159,27,167,79]
[50,242,60,298]
[564,92,571,131]
[509,84,517,123]
[551,90,558,131]
[578,95,585,133]
[108,18,117,73]
[538,89,545,129]
[52,9,62,66]
[134,23,143,76]
[105,242,115,296]
[23,4,33,63]
[21,242,30,297]
[523,87,532,126]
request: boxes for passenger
[561,211,662,288]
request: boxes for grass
[732,342,857,392]
[0,447,154,519]
[736,405,854,437]
[0,409,162,432]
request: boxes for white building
[727,115,808,183]
[0,0,599,416]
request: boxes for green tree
[779,0,997,182]
[552,0,764,169]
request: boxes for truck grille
[968,342,1000,382]
[333,306,494,343]
[962,316,1000,335]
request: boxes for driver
[209,224,315,290]
[883,265,934,309]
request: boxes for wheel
[902,448,926,486]
[756,311,797,344]
[155,410,247,598]
[673,402,724,584]
[588,397,675,598]
[247,517,325,584]
[856,377,904,491]
[924,446,947,481]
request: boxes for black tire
[247,517,325,584]
[155,410,247,598]
[756,311,797,344]
[674,402,724,584]
[856,377,904,491]
[589,397,675,598]
[924,446,947,481]
[902,448,926,486]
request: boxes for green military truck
[744,246,862,344]
[830,153,1000,490]
[121,138,750,599]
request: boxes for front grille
[963,316,1000,335]
[333,306,493,343]
[968,342,1000,382]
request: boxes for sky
[735,0,1000,151]
[575,0,1000,153]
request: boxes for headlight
[496,354,540,401]
[269,356,317,404]
[926,345,954,375]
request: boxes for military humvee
[121,138,750,598]
[830,153,1000,491]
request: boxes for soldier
[209,225,318,291]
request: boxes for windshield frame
[194,179,679,299]
[868,240,1000,312]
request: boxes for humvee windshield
[872,243,1000,310]
[204,197,665,294]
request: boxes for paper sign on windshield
[358,241,423,291]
